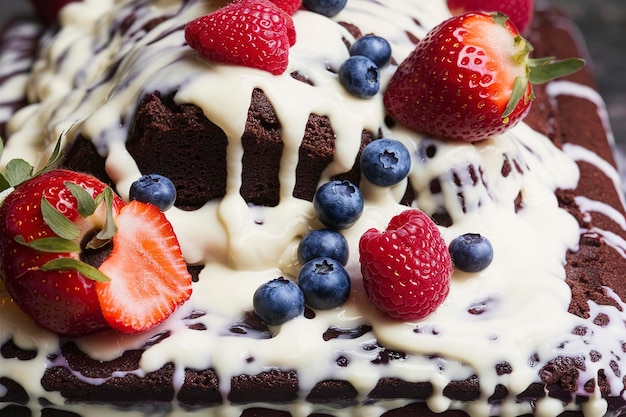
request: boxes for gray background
[1,1,624,145]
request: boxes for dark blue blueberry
[253,277,305,326]
[349,35,392,68]
[360,138,411,187]
[129,174,177,211]
[298,229,349,266]
[338,56,380,98]
[449,233,494,273]
[313,180,364,230]
[298,257,351,310]
[303,0,347,17]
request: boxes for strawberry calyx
[1,137,116,283]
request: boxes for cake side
[0,1,625,417]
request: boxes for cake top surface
[0,1,625,416]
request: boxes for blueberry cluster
[339,35,392,98]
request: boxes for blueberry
[253,277,305,326]
[313,180,364,230]
[360,138,411,186]
[303,0,347,17]
[338,56,380,98]
[298,257,351,310]
[349,35,392,68]
[129,174,177,211]
[298,229,349,266]
[449,233,494,273]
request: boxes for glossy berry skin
[0,169,125,335]
[449,233,494,272]
[359,209,453,321]
[298,257,351,310]
[446,0,534,34]
[253,277,305,325]
[349,35,392,68]
[384,12,532,142]
[185,0,296,75]
[298,229,349,266]
[338,56,380,98]
[269,0,302,15]
[129,174,177,211]
[360,138,411,187]
[313,180,364,230]
[303,0,347,17]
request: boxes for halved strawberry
[0,161,192,336]
[97,200,192,334]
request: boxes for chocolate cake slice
[0,1,625,417]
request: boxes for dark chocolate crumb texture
[0,1,625,417]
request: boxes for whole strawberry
[447,0,534,34]
[383,12,584,142]
[185,0,296,75]
[359,209,452,321]
[0,167,192,336]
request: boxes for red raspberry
[269,0,302,15]
[184,0,296,75]
[359,209,452,321]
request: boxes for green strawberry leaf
[529,58,585,84]
[85,187,117,249]
[41,196,81,240]
[502,76,529,120]
[5,159,34,187]
[14,235,80,253]
[65,181,97,218]
[41,257,110,283]
[36,135,64,175]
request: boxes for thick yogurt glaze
[0,1,625,416]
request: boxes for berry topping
[96,200,193,333]
[338,56,380,98]
[129,174,177,211]
[447,0,535,34]
[349,35,392,68]
[313,180,364,230]
[302,0,347,17]
[185,0,296,75]
[298,229,349,266]
[0,147,192,336]
[269,0,302,15]
[383,12,584,142]
[360,138,411,187]
[449,233,494,272]
[253,277,305,325]
[359,209,453,321]
[297,257,351,310]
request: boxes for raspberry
[269,0,302,15]
[184,0,296,75]
[359,209,452,321]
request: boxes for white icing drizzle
[0,1,625,416]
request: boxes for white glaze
[0,1,625,416]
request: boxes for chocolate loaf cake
[1,1,625,417]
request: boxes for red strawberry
[185,0,296,75]
[28,0,78,25]
[0,168,192,336]
[447,0,534,34]
[359,209,453,321]
[269,0,302,15]
[0,169,125,335]
[383,12,584,143]
[97,200,192,334]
